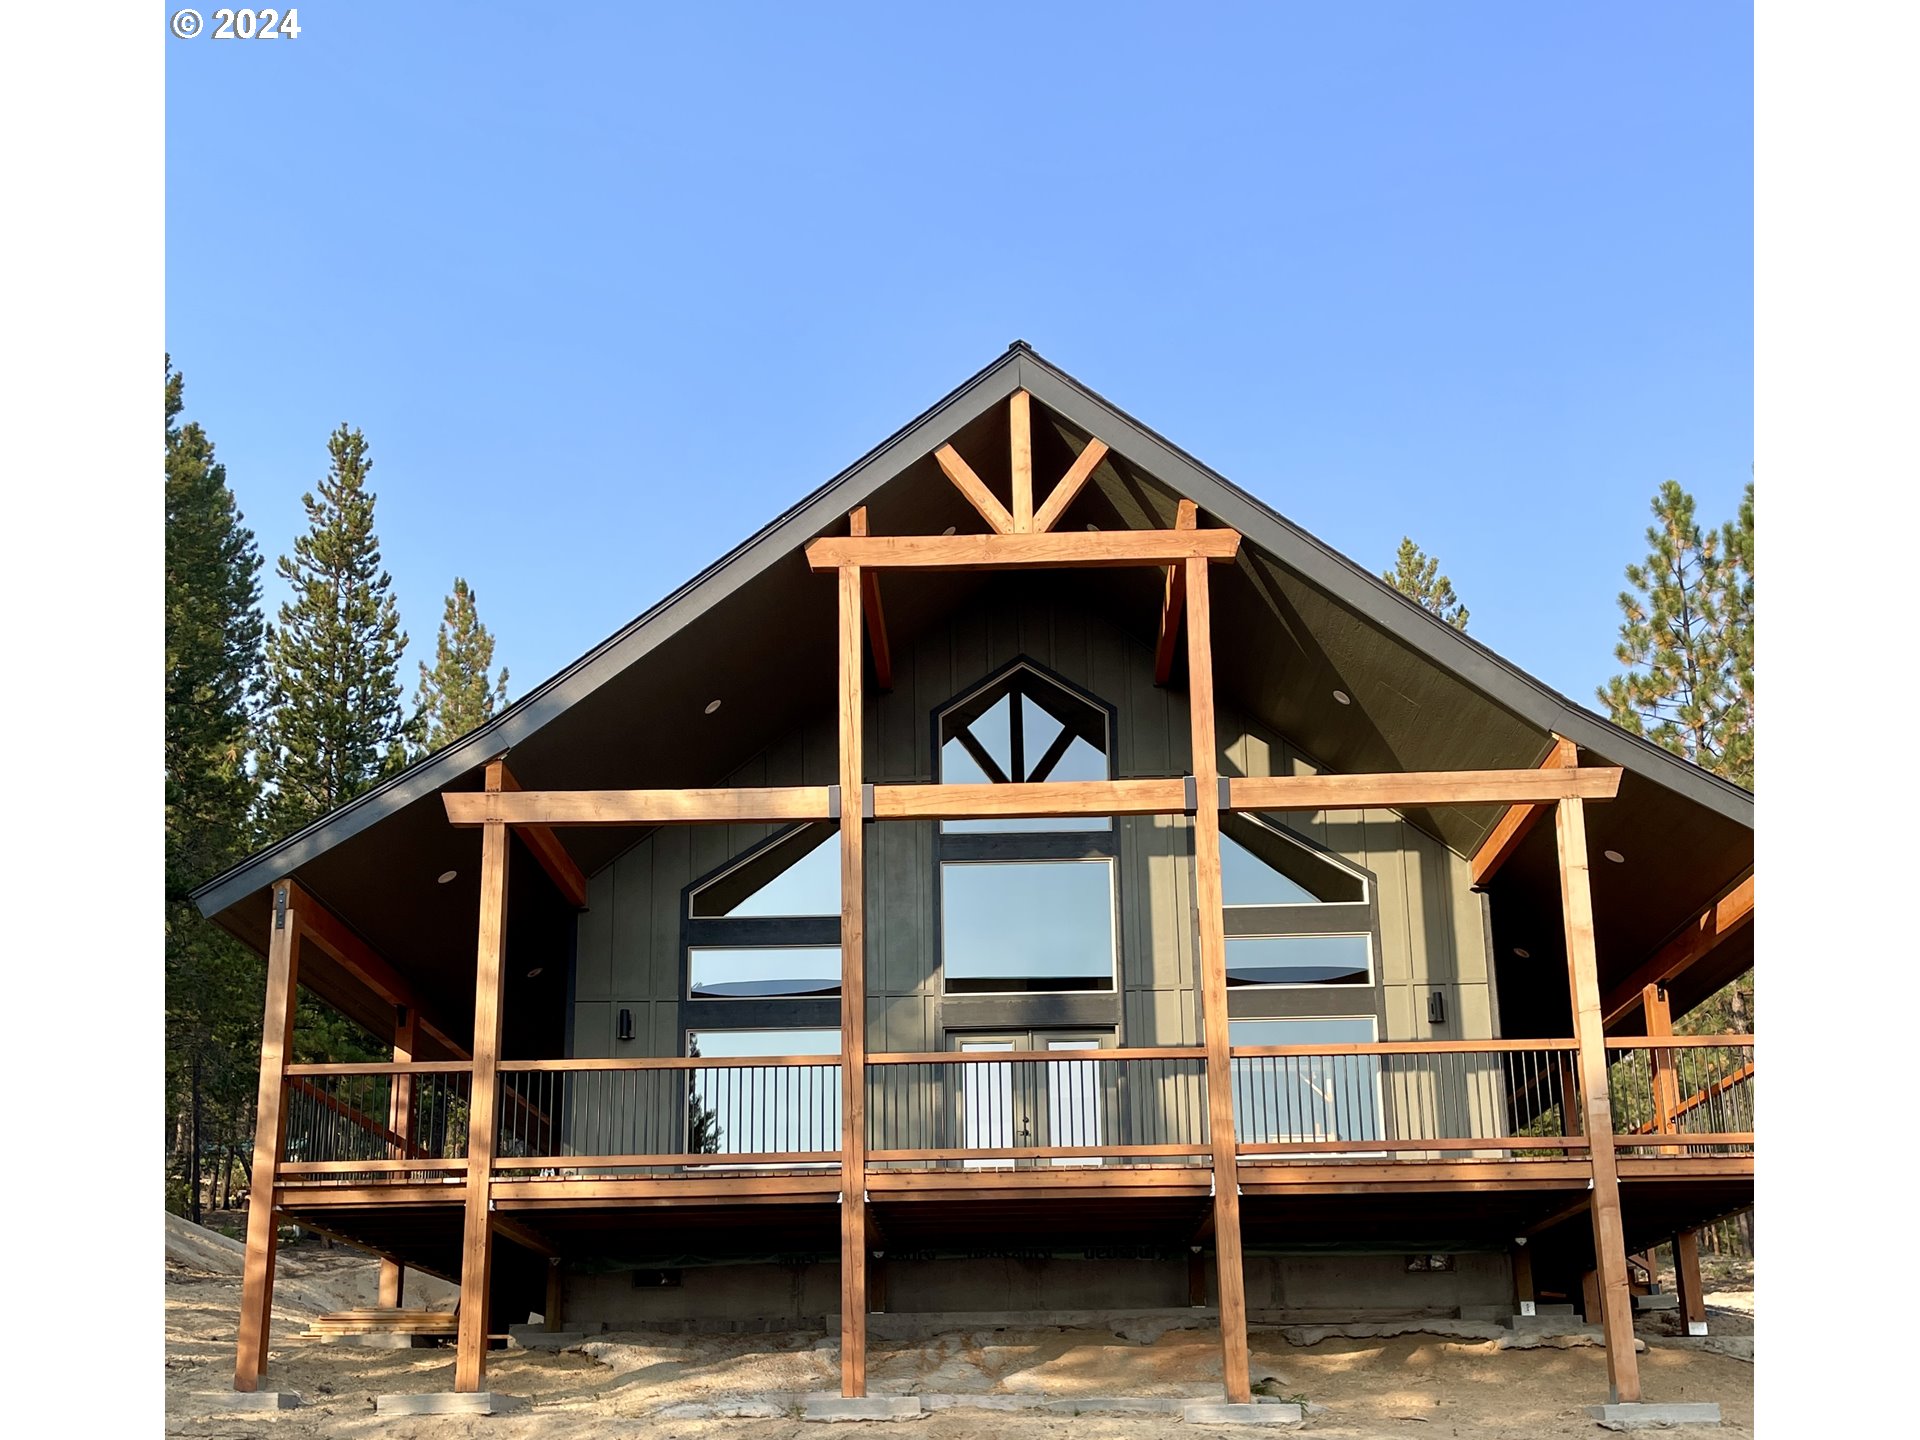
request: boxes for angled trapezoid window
[1220,814,1368,907]
[1217,814,1376,990]
[685,823,841,1000]
[937,660,1112,833]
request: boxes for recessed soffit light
[704,699,723,715]
[941,525,957,536]
[526,967,543,979]
[1332,690,1351,706]
[1513,947,1531,959]
[437,870,458,885]
[1603,850,1626,864]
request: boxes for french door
[953,1031,1112,1167]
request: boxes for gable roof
[195,342,1750,935]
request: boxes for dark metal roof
[194,341,1750,932]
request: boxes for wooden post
[233,880,301,1391]
[1512,1245,1535,1312]
[1009,389,1033,531]
[1672,1230,1708,1336]
[836,565,870,1398]
[545,1258,565,1334]
[1188,1249,1209,1308]
[1581,1269,1602,1325]
[868,1251,887,1315]
[378,1003,419,1308]
[1184,557,1254,1405]
[1556,797,1643,1403]
[1643,983,1682,1156]
[455,761,513,1393]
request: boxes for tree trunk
[188,1051,203,1227]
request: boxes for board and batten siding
[569,577,1497,1060]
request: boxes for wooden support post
[836,564,870,1398]
[1512,1245,1535,1312]
[868,1251,887,1315]
[1154,499,1198,685]
[849,508,893,690]
[1189,1249,1209,1308]
[1581,1269,1602,1326]
[233,880,301,1391]
[1009,389,1033,531]
[546,1258,565,1334]
[455,761,512,1393]
[1643,984,1683,1156]
[378,1003,419,1309]
[1672,1229,1708,1336]
[1184,556,1254,1405]
[1557,796,1642,1404]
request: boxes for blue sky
[166,3,1752,711]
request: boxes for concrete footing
[207,1391,301,1411]
[1584,1401,1722,1430]
[802,1394,925,1422]
[508,1326,592,1350]
[1183,1401,1305,1426]
[374,1392,513,1416]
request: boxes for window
[939,662,1111,832]
[1229,1016,1381,1146]
[942,861,1117,993]
[950,1031,1113,1167]
[685,824,841,1000]
[685,1028,840,1160]
[935,661,1120,996]
[1218,814,1374,989]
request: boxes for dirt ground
[165,1219,1753,1437]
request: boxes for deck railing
[865,1047,1211,1167]
[1605,1035,1754,1154]
[280,1062,473,1181]
[492,1056,843,1173]
[1228,1041,1587,1160]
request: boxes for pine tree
[1715,482,1755,789]
[416,577,510,750]
[164,358,267,1221]
[1384,537,1470,630]
[1598,481,1740,777]
[255,424,414,839]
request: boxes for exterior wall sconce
[1427,990,1447,1026]
[617,1008,634,1042]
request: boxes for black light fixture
[1427,990,1447,1025]
[617,1008,634,1042]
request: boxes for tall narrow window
[935,661,1119,995]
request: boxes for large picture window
[1229,1015,1381,1146]
[1219,813,1375,990]
[935,661,1120,996]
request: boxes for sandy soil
[165,1220,1753,1437]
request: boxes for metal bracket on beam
[863,783,876,820]
[1218,776,1233,811]
[826,785,841,820]
[1183,776,1198,814]
[274,885,288,930]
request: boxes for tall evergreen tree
[1715,482,1755,789]
[254,424,413,839]
[164,358,267,1221]
[1384,537,1470,630]
[416,577,510,750]
[1598,481,1743,779]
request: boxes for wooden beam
[1009,389,1034,531]
[1557,796,1642,1404]
[489,761,589,908]
[871,778,1187,821]
[1602,872,1755,1028]
[455,761,512,1394]
[934,444,1015,535]
[805,528,1241,572]
[1229,767,1621,812]
[1185,556,1254,1406]
[490,1212,558,1259]
[849,508,893,690]
[445,786,834,827]
[233,881,300,1392]
[836,564,870,1400]
[285,882,468,1059]
[1470,736,1577,886]
[1032,438,1109,534]
[1154,499,1197,685]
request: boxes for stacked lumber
[305,1307,458,1339]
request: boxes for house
[193,343,1754,1409]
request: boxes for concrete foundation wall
[565,1251,1513,1329]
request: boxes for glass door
[951,1031,1113,1167]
